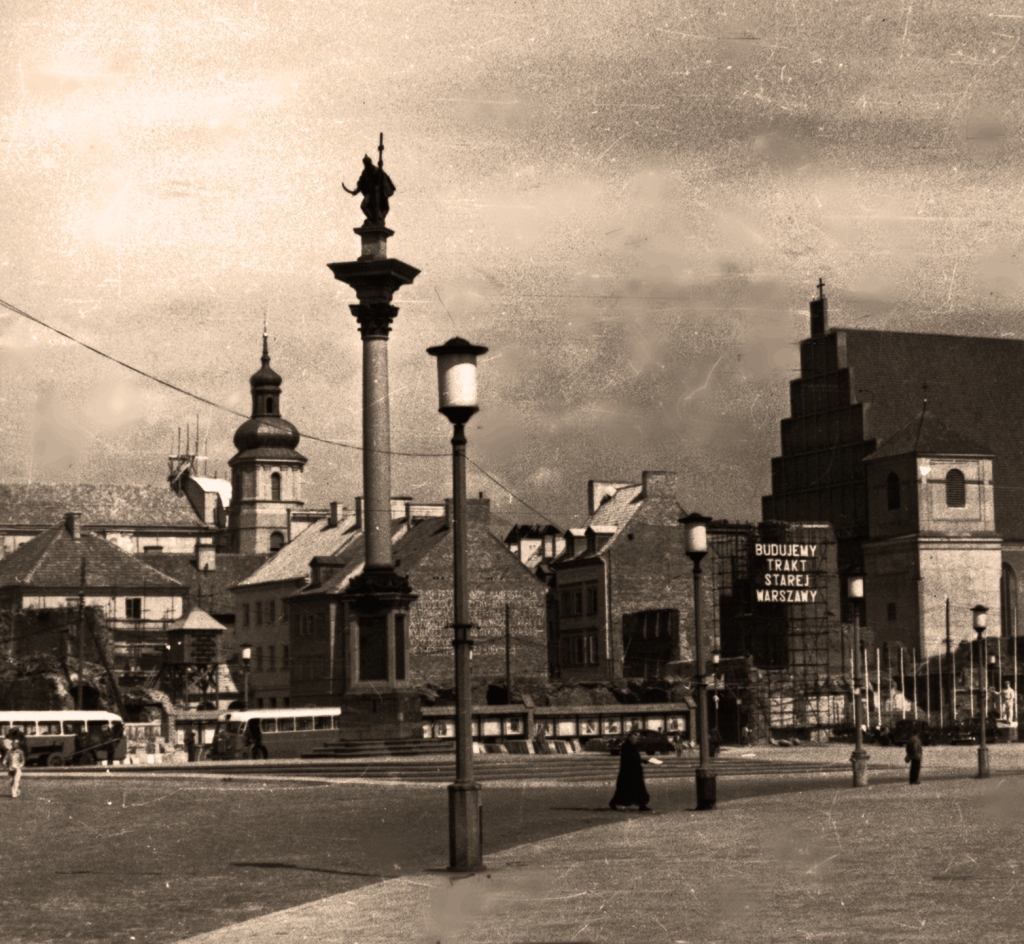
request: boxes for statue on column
[343,151,395,226]
[1000,680,1017,724]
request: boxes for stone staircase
[303,738,456,759]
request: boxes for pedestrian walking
[4,729,26,798]
[905,731,923,785]
[609,728,651,812]
[184,728,197,763]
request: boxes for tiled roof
[0,484,209,529]
[0,525,185,592]
[587,484,642,531]
[235,515,359,587]
[169,608,226,631]
[841,328,1024,536]
[143,552,267,612]
[866,409,994,461]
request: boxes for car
[608,729,675,756]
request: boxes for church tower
[862,408,1001,657]
[227,334,306,554]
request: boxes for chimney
[329,502,341,528]
[65,512,81,541]
[355,496,364,531]
[641,470,677,499]
[196,538,216,572]
[810,278,828,337]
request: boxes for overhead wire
[0,295,561,524]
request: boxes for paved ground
[177,766,1024,944]
[173,742,1024,944]
[7,741,1023,943]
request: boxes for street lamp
[428,335,488,872]
[848,576,869,787]
[711,648,721,736]
[681,512,715,810]
[240,644,252,710]
[973,604,990,778]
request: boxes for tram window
[296,717,313,731]
[38,722,61,735]
[277,718,295,732]
[260,719,277,733]
[63,721,85,735]
[315,716,333,730]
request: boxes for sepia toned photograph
[1,1,1023,941]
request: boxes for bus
[0,711,127,767]
[208,707,342,760]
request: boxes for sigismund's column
[327,138,421,737]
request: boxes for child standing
[3,729,25,797]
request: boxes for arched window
[270,472,281,501]
[945,469,966,507]
[266,396,274,414]
[269,531,284,553]
[1002,562,1017,638]
[886,472,900,510]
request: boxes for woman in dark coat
[610,729,651,811]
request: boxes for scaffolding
[711,521,847,739]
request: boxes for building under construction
[709,520,849,739]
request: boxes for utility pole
[77,560,86,711]
[505,602,512,703]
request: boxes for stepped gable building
[227,333,307,555]
[0,483,214,560]
[763,283,1024,655]
[288,496,547,706]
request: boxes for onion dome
[231,334,304,457]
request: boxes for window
[270,531,284,552]
[271,472,281,501]
[242,604,250,628]
[945,469,966,507]
[281,645,289,668]
[269,697,277,708]
[268,600,276,623]
[315,715,332,730]
[255,647,263,672]
[585,583,599,616]
[125,598,142,620]
[255,602,263,626]
[266,396,275,413]
[268,646,276,671]
[887,603,897,621]
[1002,563,1018,637]
[886,472,900,510]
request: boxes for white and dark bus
[0,711,127,766]
[208,707,342,760]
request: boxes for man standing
[905,731,923,785]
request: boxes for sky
[1,0,1022,530]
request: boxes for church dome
[232,415,301,452]
[230,334,303,457]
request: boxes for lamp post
[240,644,252,710]
[428,336,488,872]
[711,648,721,735]
[973,604,990,778]
[681,512,715,810]
[848,576,869,787]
